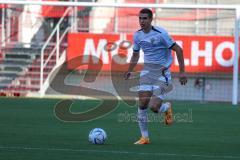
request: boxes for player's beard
[140,23,146,29]
[140,24,151,32]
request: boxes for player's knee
[139,105,148,110]
[149,104,159,113]
[139,98,150,107]
[150,107,158,113]
[139,99,148,110]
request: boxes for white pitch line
[0,146,239,159]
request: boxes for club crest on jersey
[150,38,155,44]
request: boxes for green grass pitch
[0,97,239,160]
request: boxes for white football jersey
[133,26,176,68]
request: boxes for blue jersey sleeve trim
[133,49,140,53]
[152,26,161,33]
[169,42,176,49]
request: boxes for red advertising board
[67,32,238,73]
[41,0,85,18]
[0,4,6,8]
[41,0,67,18]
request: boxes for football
[88,128,107,144]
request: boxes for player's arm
[171,43,187,85]
[128,52,140,72]
[125,32,140,80]
[124,52,139,80]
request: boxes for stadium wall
[46,32,239,103]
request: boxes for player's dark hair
[139,8,153,19]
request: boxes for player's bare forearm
[124,52,139,80]
[127,52,139,72]
[171,43,187,85]
[172,43,185,73]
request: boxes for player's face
[139,13,152,31]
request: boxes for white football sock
[159,103,170,113]
[137,108,149,138]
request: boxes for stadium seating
[0,44,59,96]
[0,46,39,96]
[0,1,69,97]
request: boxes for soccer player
[124,8,187,145]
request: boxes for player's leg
[134,68,153,144]
[149,82,174,125]
[134,90,152,144]
[149,95,173,125]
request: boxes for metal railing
[39,7,73,96]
